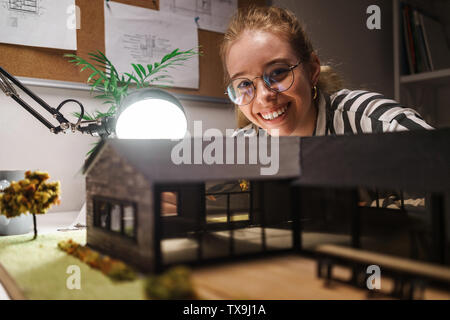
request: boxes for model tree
[0,171,61,239]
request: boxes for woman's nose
[254,78,277,105]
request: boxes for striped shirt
[232,89,433,137]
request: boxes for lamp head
[115,89,187,139]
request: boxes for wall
[272,0,394,98]
[183,98,235,136]
[0,84,235,213]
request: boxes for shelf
[400,68,450,86]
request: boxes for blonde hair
[220,6,344,128]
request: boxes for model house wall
[86,144,156,271]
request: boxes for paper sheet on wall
[0,0,77,50]
[160,0,237,34]
[104,1,199,89]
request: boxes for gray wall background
[272,0,394,98]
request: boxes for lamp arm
[0,66,87,134]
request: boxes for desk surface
[1,211,449,300]
[191,254,450,300]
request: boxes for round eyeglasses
[225,61,301,106]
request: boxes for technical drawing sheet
[104,1,199,89]
[160,0,237,34]
[0,0,77,50]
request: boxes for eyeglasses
[225,61,301,106]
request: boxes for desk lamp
[0,66,188,139]
[0,66,188,231]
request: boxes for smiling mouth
[258,103,289,121]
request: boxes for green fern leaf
[132,64,143,80]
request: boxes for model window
[110,204,121,233]
[93,197,136,239]
[97,200,110,229]
[229,192,251,221]
[161,191,178,216]
[123,205,135,238]
[205,180,251,224]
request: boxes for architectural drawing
[123,34,171,61]
[8,0,39,14]
[105,2,199,89]
[160,0,237,33]
[0,0,77,50]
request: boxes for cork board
[0,0,266,99]
[111,0,159,10]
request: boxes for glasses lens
[263,63,293,92]
[227,78,254,105]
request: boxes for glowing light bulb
[115,98,187,139]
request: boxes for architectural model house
[84,137,302,272]
[83,128,450,295]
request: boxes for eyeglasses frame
[225,61,302,106]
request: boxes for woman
[220,6,432,137]
[219,6,431,212]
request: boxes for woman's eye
[269,68,289,79]
[237,80,252,89]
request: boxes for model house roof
[83,128,450,191]
[295,127,450,192]
[84,137,301,184]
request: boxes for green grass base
[0,230,146,299]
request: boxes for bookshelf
[393,0,450,127]
[401,68,450,85]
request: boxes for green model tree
[0,171,61,239]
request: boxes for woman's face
[226,30,320,136]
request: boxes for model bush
[58,239,137,281]
[144,266,196,300]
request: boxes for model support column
[430,193,446,265]
[291,186,301,251]
[350,188,361,249]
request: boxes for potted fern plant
[64,48,199,154]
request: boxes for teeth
[261,105,287,120]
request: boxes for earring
[312,85,318,100]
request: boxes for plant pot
[0,213,33,236]
[0,170,32,236]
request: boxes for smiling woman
[220,6,433,137]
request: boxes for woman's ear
[309,52,321,86]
